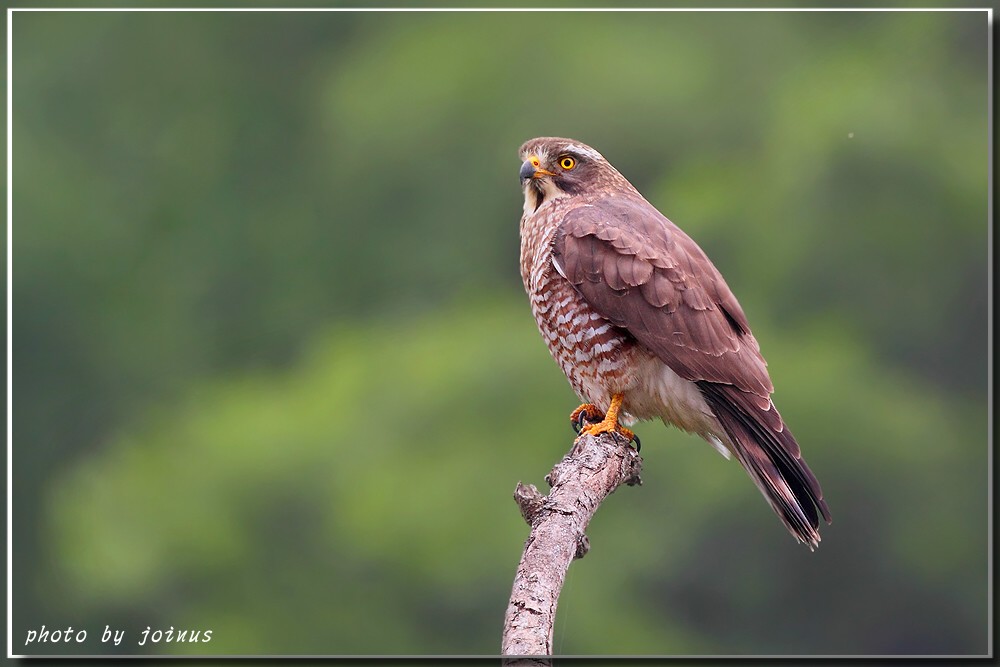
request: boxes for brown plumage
[518,137,831,548]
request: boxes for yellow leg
[579,393,635,443]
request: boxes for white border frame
[6,5,994,660]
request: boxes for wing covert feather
[552,196,772,398]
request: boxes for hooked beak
[519,156,556,183]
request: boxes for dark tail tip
[698,381,831,548]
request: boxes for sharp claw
[632,434,641,452]
[570,404,604,435]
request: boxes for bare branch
[501,431,643,660]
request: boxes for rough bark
[501,431,643,662]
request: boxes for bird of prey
[518,137,831,548]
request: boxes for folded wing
[552,195,831,545]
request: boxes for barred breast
[520,202,642,419]
[530,266,641,410]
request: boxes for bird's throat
[524,179,568,215]
[525,180,545,212]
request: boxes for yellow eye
[559,156,576,170]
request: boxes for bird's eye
[559,156,576,170]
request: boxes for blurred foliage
[11,8,988,657]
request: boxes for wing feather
[553,196,771,396]
[551,194,831,543]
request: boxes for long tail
[697,381,832,549]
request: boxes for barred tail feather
[697,381,832,549]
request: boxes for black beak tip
[519,160,536,182]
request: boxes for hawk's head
[518,137,615,212]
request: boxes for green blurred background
[11,7,989,657]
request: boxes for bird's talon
[569,403,604,434]
[579,420,634,441]
[576,394,634,447]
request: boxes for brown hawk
[518,137,831,548]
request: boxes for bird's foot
[580,417,637,448]
[570,403,604,434]
[574,394,640,450]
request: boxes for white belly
[624,352,732,458]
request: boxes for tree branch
[501,431,643,661]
